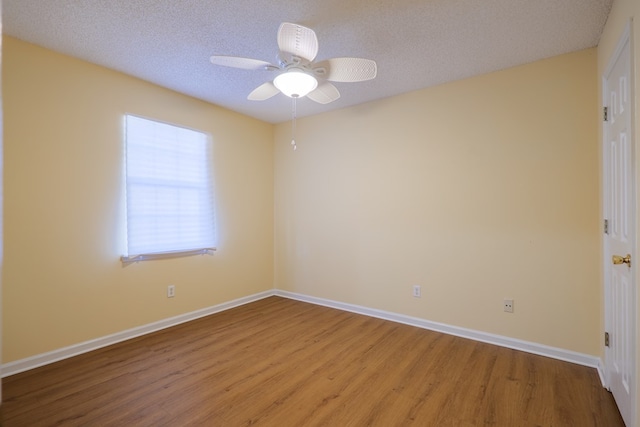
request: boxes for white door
[603,23,636,427]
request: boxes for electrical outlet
[503,299,514,313]
[412,285,421,298]
[167,285,175,298]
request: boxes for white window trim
[121,248,215,266]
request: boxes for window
[122,115,216,265]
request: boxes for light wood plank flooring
[3,296,624,426]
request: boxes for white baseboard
[1,290,274,378]
[3,289,604,381]
[597,358,608,389]
[275,290,604,372]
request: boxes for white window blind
[122,115,216,264]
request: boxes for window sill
[121,248,216,266]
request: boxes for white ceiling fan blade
[314,58,377,82]
[307,82,341,104]
[248,81,280,101]
[277,22,318,62]
[210,55,276,70]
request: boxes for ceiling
[3,0,613,124]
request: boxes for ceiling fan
[210,22,377,104]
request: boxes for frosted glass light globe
[274,69,318,98]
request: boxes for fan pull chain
[291,96,298,151]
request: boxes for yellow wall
[274,49,600,355]
[2,33,605,374]
[2,36,274,362]
[597,2,640,425]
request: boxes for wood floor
[3,296,624,426]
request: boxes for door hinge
[605,331,610,347]
[604,106,609,122]
[604,219,609,234]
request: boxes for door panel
[604,24,636,427]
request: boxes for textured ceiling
[3,0,613,123]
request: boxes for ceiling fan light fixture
[274,69,318,98]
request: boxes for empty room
[1,0,639,426]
